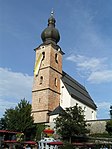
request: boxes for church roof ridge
[62,71,97,110]
[62,71,86,90]
[49,105,65,116]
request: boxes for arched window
[40,76,43,84]
[55,53,58,63]
[42,52,45,60]
[55,78,57,87]
[39,98,41,103]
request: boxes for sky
[0,0,112,119]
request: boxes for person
[15,144,24,149]
[25,144,31,149]
[3,144,9,149]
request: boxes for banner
[34,53,43,76]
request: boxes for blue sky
[0,0,112,119]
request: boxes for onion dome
[41,11,60,45]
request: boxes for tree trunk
[69,137,71,143]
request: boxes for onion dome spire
[41,11,60,45]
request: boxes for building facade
[32,12,97,124]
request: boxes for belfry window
[55,53,58,63]
[55,78,57,87]
[40,76,43,84]
[42,52,45,60]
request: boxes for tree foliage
[110,105,112,119]
[106,105,112,135]
[54,105,89,142]
[106,120,112,135]
[0,99,36,140]
[0,117,7,130]
[35,124,45,141]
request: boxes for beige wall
[87,119,109,134]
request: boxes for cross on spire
[51,9,54,17]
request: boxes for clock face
[34,53,43,76]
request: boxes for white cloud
[66,55,106,71]
[66,54,112,84]
[88,70,112,83]
[0,67,33,118]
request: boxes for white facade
[49,115,58,128]
[60,80,96,120]
[60,80,71,108]
[49,80,96,125]
[71,97,96,120]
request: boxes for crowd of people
[1,143,36,149]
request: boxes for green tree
[35,124,45,141]
[106,105,112,136]
[54,105,89,143]
[106,120,112,136]
[0,117,7,129]
[110,105,112,119]
[1,99,36,140]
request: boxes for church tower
[32,12,64,123]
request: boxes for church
[32,12,97,125]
